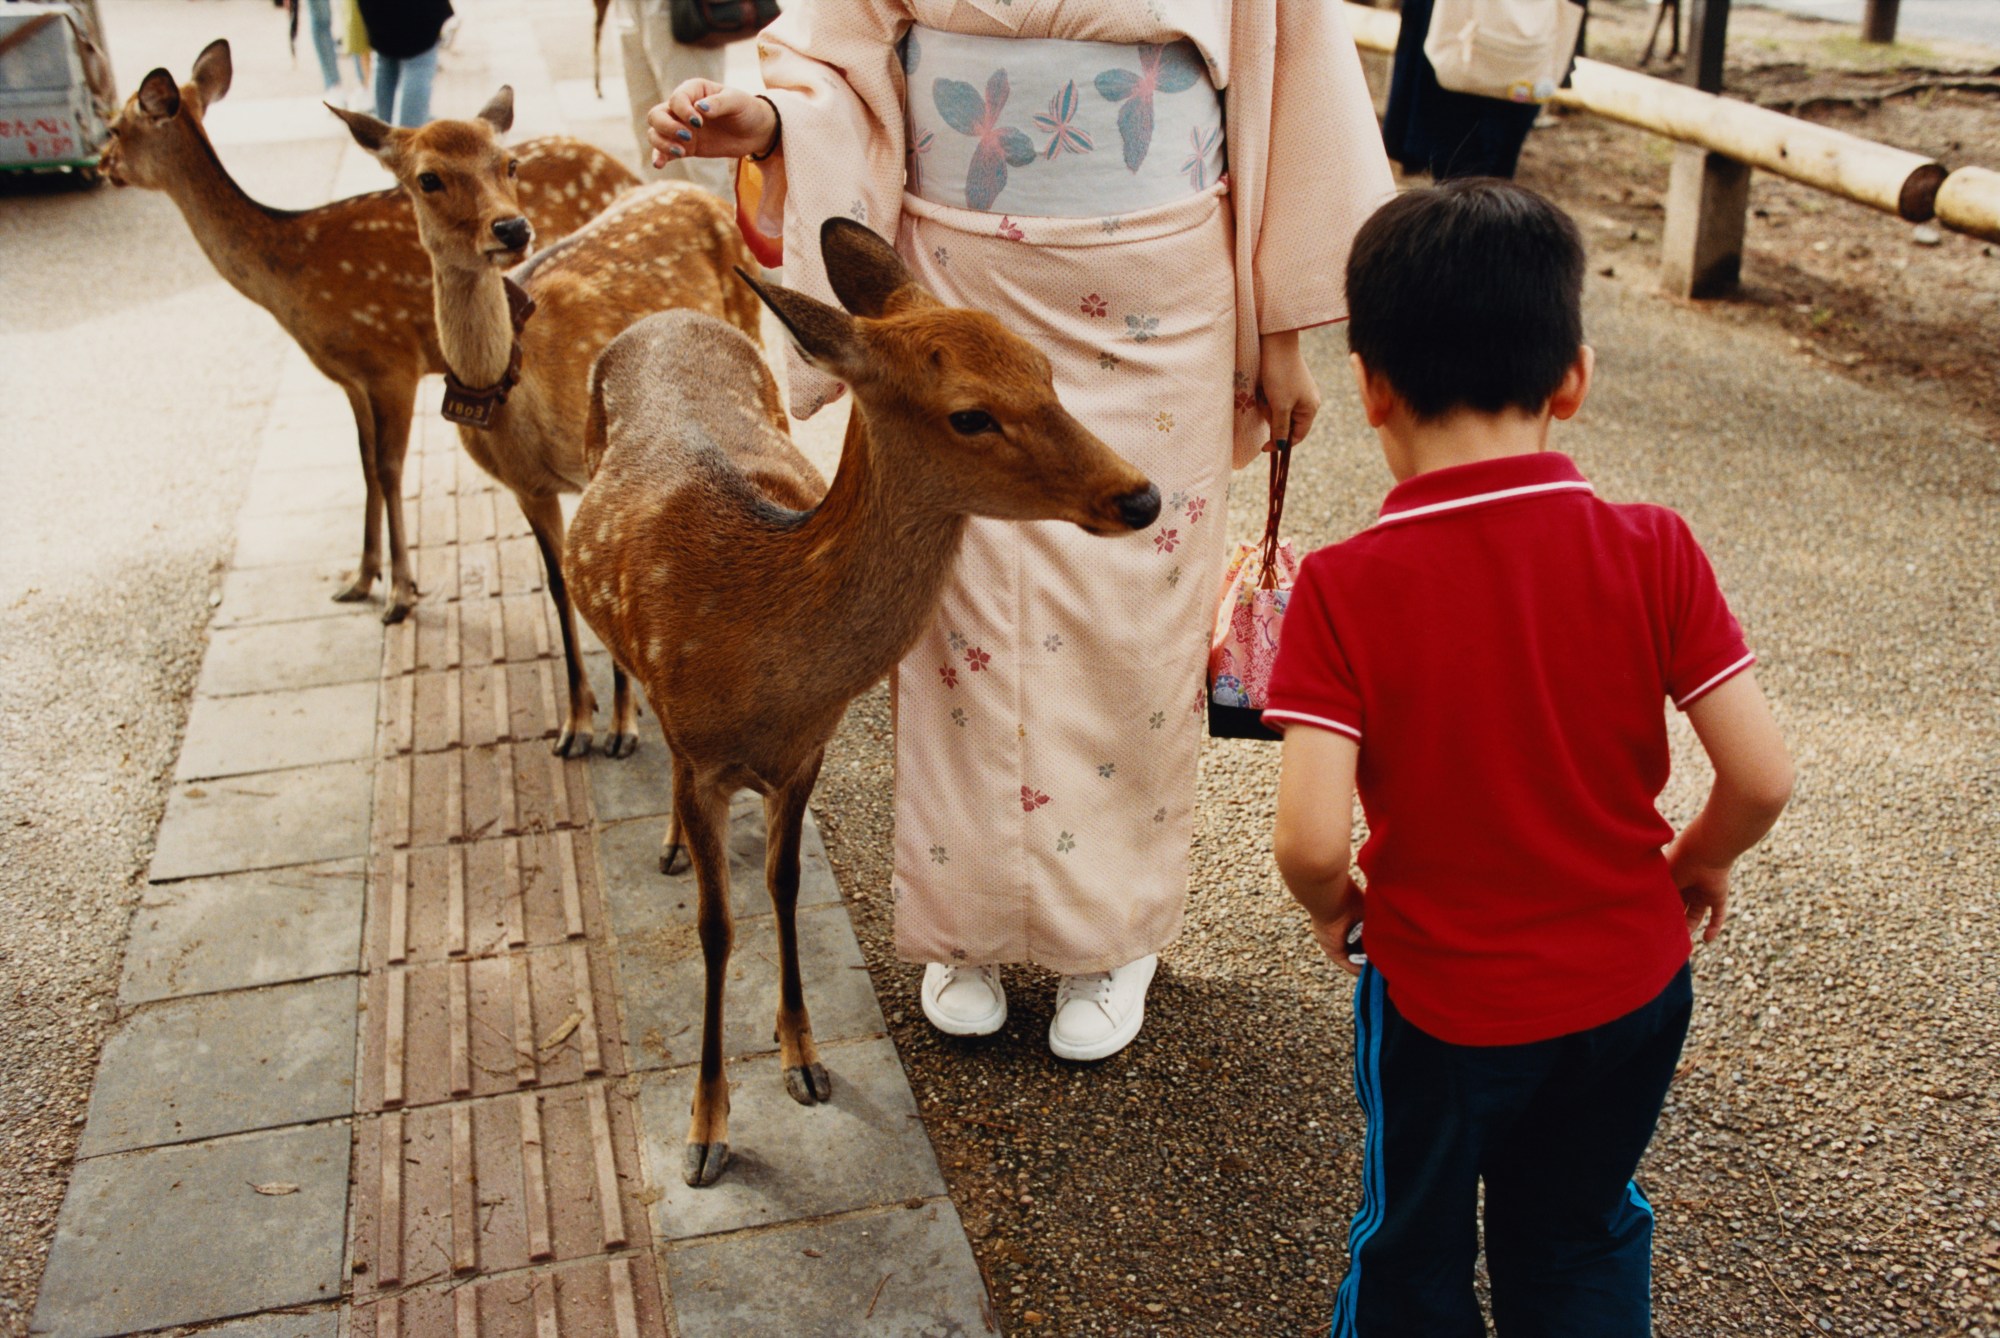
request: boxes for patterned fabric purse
[1208,440,1298,741]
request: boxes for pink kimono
[749,0,1392,974]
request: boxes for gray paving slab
[639,1037,942,1241]
[212,563,368,629]
[663,1199,993,1338]
[597,805,841,937]
[150,760,373,882]
[584,681,674,823]
[240,463,364,519]
[232,505,368,571]
[31,1122,349,1338]
[174,681,379,781]
[79,975,357,1156]
[196,617,385,697]
[120,861,365,1006]
[161,1307,342,1338]
[619,904,884,1070]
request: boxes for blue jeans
[1330,963,1693,1336]
[373,46,439,128]
[304,0,364,90]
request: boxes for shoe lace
[1059,970,1114,1010]
[940,963,997,993]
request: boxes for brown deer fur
[101,40,636,623]
[566,219,1162,1185]
[333,89,763,757]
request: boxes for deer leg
[370,378,419,624]
[333,385,382,604]
[606,662,640,759]
[768,761,830,1106]
[660,812,691,875]
[518,492,599,757]
[676,762,735,1186]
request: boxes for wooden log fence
[1340,1,1999,278]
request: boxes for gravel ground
[811,268,2000,1335]
[0,3,344,1325]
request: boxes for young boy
[1266,179,1794,1337]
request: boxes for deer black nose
[1115,484,1162,531]
[491,216,531,250]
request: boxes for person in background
[1268,179,1793,1334]
[354,0,450,129]
[302,0,367,110]
[616,0,732,198]
[1383,0,1568,179]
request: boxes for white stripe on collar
[1374,480,1595,527]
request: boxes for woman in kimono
[649,0,1392,1061]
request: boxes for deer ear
[477,86,515,134]
[819,217,933,318]
[329,104,399,160]
[190,39,232,109]
[735,267,862,378]
[136,68,181,121]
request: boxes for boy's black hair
[1345,179,1586,421]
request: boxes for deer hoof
[552,728,594,759]
[683,1141,729,1187]
[660,843,691,876]
[332,574,375,603]
[381,598,413,626]
[784,1063,832,1106]
[605,731,639,760]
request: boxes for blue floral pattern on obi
[904,26,1225,219]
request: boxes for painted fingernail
[675,129,691,142]
[688,114,703,128]
[668,146,684,158]
[696,99,711,112]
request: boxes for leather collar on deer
[440,277,537,430]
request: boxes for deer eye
[418,171,444,193]
[507,158,519,178]
[949,410,998,436]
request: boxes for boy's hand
[1669,841,1731,944]
[646,80,776,168]
[1306,883,1366,978]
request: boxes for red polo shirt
[1265,452,1753,1046]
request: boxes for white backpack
[1424,0,1585,105]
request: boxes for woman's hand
[1259,329,1320,450]
[645,80,778,169]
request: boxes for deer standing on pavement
[100,39,638,622]
[332,89,763,755]
[566,219,1163,1185]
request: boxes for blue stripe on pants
[1330,967,1384,1336]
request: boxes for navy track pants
[1330,962,1693,1337]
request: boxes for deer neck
[431,265,518,391]
[155,121,296,307]
[789,406,968,694]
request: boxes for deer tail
[583,358,612,481]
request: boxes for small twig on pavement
[957,1114,1023,1136]
[865,1272,892,1319]
[1759,1259,1814,1328]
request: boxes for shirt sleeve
[1262,552,1364,740]
[1662,512,1755,710]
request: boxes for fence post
[1659,0,1748,297]
[1862,0,1902,44]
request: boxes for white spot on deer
[647,636,665,667]
[339,260,354,274]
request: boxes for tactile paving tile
[350,465,671,1336]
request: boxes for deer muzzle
[1114,484,1162,531]
[489,215,532,257]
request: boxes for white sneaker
[920,962,1007,1037]
[1049,954,1158,1061]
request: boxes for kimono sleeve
[747,0,913,417]
[1263,551,1365,741]
[1661,512,1755,710]
[1249,0,1395,335]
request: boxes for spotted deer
[330,89,763,755]
[566,219,1162,1185]
[100,39,637,622]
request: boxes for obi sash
[901,25,1226,219]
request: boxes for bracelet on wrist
[749,95,782,162]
